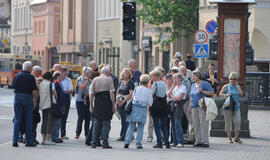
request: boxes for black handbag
[124,88,136,115]
[50,83,62,119]
[223,95,236,112]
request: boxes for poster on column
[223,18,241,78]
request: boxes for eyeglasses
[229,78,237,81]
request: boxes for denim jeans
[152,116,169,145]
[76,101,90,137]
[117,105,128,139]
[92,118,111,146]
[125,122,145,147]
[13,94,34,145]
[85,116,102,145]
[171,118,177,145]
[61,101,70,137]
[51,119,61,141]
[174,118,184,145]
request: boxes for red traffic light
[123,2,136,15]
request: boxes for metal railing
[245,72,270,106]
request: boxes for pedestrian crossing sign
[194,44,209,58]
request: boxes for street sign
[194,30,208,44]
[205,20,217,34]
[194,44,209,58]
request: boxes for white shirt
[39,79,55,110]
[172,84,187,101]
[61,77,73,93]
[133,86,153,106]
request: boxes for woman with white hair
[75,67,92,139]
[219,72,243,144]
[124,74,153,149]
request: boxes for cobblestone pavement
[0,107,270,160]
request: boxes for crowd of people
[11,52,244,149]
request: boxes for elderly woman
[116,68,135,141]
[219,72,243,144]
[167,73,187,148]
[190,71,214,148]
[124,74,153,149]
[39,71,57,145]
[150,70,170,149]
[75,67,92,139]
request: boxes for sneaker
[166,144,171,149]
[170,144,177,147]
[137,146,143,149]
[147,138,153,142]
[177,144,184,148]
[193,143,202,147]
[12,143,18,147]
[52,139,63,143]
[102,145,113,149]
[228,139,233,144]
[25,143,37,147]
[61,136,69,140]
[75,135,79,139]
[201,144,209,147]
[235,138,243,144]
[153,144,163,148]
[46,141,56,145]
[116,138,125,141]
[124,144,129,149]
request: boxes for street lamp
[47,41,52,69]
[97,41,104,49]
[163,42,170,52]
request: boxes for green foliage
[121,0,199,46]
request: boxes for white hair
[22,61,32,71]
[33,65,42,72]
[101,67,110,74]
[82,67,92,76]
[53,64,62,70]
[128,59,136,65]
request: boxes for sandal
[228,139,233,144]
[235,138,243,144]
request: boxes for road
[1,88,270,160]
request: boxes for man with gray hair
[32,65,42,78]
[89,66,115,149]
[12,61,38,147]
[128,59,141,87]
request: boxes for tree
[127,0,199,45]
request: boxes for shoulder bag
[124,88,136,115]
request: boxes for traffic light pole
[130,40,134,59]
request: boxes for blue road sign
[205,21,217,34]
[194,44,209,58]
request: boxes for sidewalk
[0,109,270,160]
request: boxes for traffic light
[246,42,254,65]
[209,35,218,60]
[122,2,136,40]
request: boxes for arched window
[38,51,40,56]
[42,50,44,56]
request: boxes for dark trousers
[61,102,70,137]
[153,115,169,145]
[32,108,40,141]
[85,116,101,145]
[92,118,111,146]
[76,101,90,137]
[13,94,34,145]
[117,105,128,139]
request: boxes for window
[42,21,45,33]
[107,0,111,18]
[42,50,44,56]
[34,51,36,55]
[38,51,40,56]
[68,0,73,29]
[39,22,41,33]
[34,22,37,34]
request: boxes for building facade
[31,0,60,71]
[0,0,11,53]
[11,0,32,55]
[200,0,270,72]
[95,0,140,76]
[57,0,95,67]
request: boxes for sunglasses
[229,78,237,81]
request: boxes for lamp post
[47,41,52,69]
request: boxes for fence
[245,72,270,106]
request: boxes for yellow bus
[0,54,43,88]
[59,62,82,93]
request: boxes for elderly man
[128,59,141,87]
[31,65,42,145]
[53,64,62,72]
[60,67,73,140]
[179,62,192,80]
[12,61,38,147]
[90,61,100,79]
[106,65,119,95]
[32,65,42,78]
[90,67,116,149]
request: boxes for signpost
[194,30,208,44]
[194,44,209,58]
[205,20,217,34]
